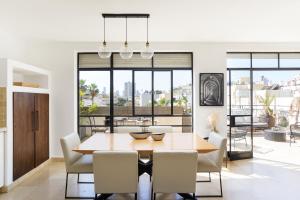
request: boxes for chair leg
[196,172,211,182]
[65,173,69,199]
[153,193,156,200]
[65,173,94,199]
[94,194,97,200]
[135,193,137,200]
[77,173,94,184]
[219,172,223,197]
[151,184,153,200]
[195,172,223,198]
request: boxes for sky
[80,70,192,93]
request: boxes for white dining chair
[148,126,173,133]
[113,126,143,133]
[60,132,93,199]
[152,150,198,200]
[93,151,138,200]
[196,132,227,198]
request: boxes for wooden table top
[73,133,218,154]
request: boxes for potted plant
[256,94,276,128]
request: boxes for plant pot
[267,115,276,128]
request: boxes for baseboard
[50,157,64,162]
[0,157,63,193]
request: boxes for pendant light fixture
[119,17,133,59]
[98,17,112,59]
[99,13,153,59]
[141,17,154,59]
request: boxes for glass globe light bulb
[141,42,154,59]
[120,42,133,59]
[98,42,112,59]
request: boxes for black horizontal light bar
[102,13,150,18]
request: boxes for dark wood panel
[34,94,49,166]
[13,93,35,180]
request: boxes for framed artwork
[200,73,224,106]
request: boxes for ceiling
[1,0,300,42]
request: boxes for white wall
[2,37,300,157]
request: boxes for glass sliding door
[228,70,253,160]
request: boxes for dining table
[73,132,218,200]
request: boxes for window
[173,70,192,115]
[78,52,193,136]
[252,53,278,68]
[113,70,133,116]
[79,71,111,135]
[227,53,251,68]
[134,71,152,115]
[154,71,171,115]
[280,53,300,68]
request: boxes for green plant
[115,97,127,106]
[88,103,98,114]
[256,94,276,128]
[256,94,275,117]
[80,79,88,93]
[156,97,170,106]
[278,116,289,127]
[88,83,99,104]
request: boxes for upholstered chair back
[152,150,198,194]
[208,132,227,170]
[93,151,138,194]
[60,132,81,172]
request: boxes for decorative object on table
[151,133,165,141]
[129,131,151,139]
[208,112,218,132]
[13,82,39,88]
[200,73,224,106]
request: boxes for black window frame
[227,51,300,160]
[77,52,193,133]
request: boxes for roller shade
[153,53,192,68]
[78,53,110,68]
[113,54,152,68]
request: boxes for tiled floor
[1,154,300,200]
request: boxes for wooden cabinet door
[13,93,35,180]
[34,94,49,166]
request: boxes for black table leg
[96,193,113,200]
[138,159,152,177]
[178,193,196,200]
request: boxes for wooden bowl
[151,133,166,141]
[129,132,151,140]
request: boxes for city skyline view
[80,70,192,95]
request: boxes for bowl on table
[151,133,166,141]
[129,132,151,140]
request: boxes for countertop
[0,127,6,132]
